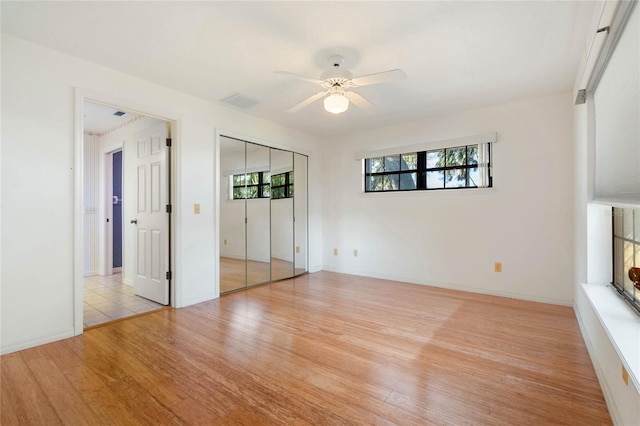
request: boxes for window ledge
[581,283,640,391]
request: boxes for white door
[133,121,169,305]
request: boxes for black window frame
[364,143,492,193]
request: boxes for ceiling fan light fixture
[324,92,349,114]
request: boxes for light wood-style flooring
[1,272,611,425]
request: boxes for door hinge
[166,204,172,213]
[166,271,172,280]
[166,138,172,147]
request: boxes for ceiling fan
[276,55,406,114]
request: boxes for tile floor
[84,273,164,327]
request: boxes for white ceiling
[1,1,597,137]
[83,101,143,134]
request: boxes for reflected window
[271,171,293,200]
[231,171,270,199]
[612,208,640,314]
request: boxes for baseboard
[1,328,75,355]
[179,292,217,308]
[319,266,573,307]
[122,278,133,286]
[83,270,99,277]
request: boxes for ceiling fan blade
[287,91,327,113]
[345,91,378,113]
[350,69,406,87]
[275,71,324,85]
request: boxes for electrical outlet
[494,262,502,272]
[296,246,300,253]
[194,203,200,214]
[224,239,227,245]
[333,248,338,256]
[354,249,358,257]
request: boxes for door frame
[74,89,180,335]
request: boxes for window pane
[272,187,285,199]
[245,186,258,198]
[288,186,294,197]
[272,174,284,186]
[370,157,384,173]
[468,145,478,165]
[262,184,271,198]
[445,169,466,188]
[248,172,259,185]
[614,237,624,286]
[383,174,399,190]
[365,159,371,173]
[385,155,401,172]
[289,172,294,184]
[426,170,444,188]
[366,175,384,191]
[233,188,244,199]
[401,153,418,170]
[263,172,271,184]
[614,208,624,236]
[446,147,466,167]
[426,150,444,169]
[624,240,635,293]
[233,174,245,186]
[399,172,417,190]
[468,167,479,187]
[624,209,634,239]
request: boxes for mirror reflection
[219,136,308,294]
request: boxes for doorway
[80,100,173,328]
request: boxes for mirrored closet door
[219,136,308,294]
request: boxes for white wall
[0,34,321,354]
[572,2,640,423]
[321,91,575,305]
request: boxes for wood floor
[1,272,611,425]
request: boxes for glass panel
[401,153,417,170]
[370,157,384,173]
[426,170,444,188]
[624,208,634,240]
[426,150,444,169]
[272,187,285,199]
[468,167,479,187]
[220,136,247,293]
[365,159,371,173]
[613,207,624,236]
[446,147,466,167]
[367,175,383,191]
[445,168,466,188]
[271,149,294,281]
[614,237,624,286]
[384,155,401,172]
[399,172,417,190]
[262,184,271,198]
[294,154,308,275]
[624,240,635,293]
[635,209,640,241]
[246,143,271,287]
[384,174,399,190]
[272,174,285,186]
[467,145,478,165]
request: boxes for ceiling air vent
[220,93,259,109]
[113,111,126,116]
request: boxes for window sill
[581,283,640,391]
[360,187,496,197]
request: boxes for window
[271,171,294,199]
[231,170,294,200]
[232,171,270,199]
[612,207,640,314]
[364,143,491,192]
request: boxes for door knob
[130,219,138,224]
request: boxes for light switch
[194,203,200,214]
